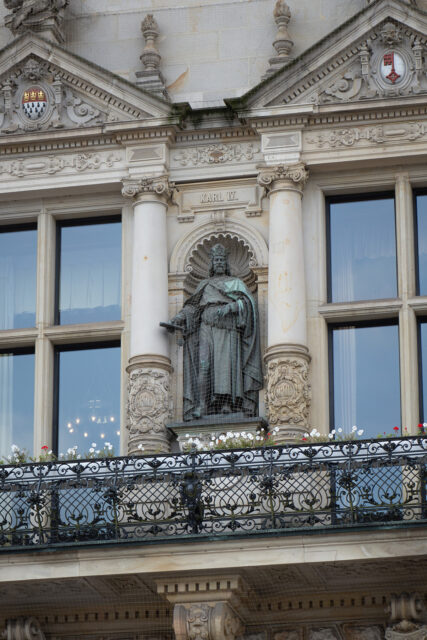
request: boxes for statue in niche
[168,243,263,421]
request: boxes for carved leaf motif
[174,143,259,167]
[265,357,311,425]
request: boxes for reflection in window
[58,219,121,325]
[331,324,400,438]
[420,322,427,422]
[416,195,427,296]
[328,197,397,302]
[0,226,37,329]
[0,350,34,459]
[56,344,120,456]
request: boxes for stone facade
[0,0,426,638]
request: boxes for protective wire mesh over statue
[170,243,263,422]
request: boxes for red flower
[418,423,423,429]
[41,445,49,450]
[393,426,399,432]
[302,437,307,441]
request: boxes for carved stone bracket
[264,345,311,442]
[257,163,309,195]
[386,593,427,640]
[2,617,46,640]
[174,602,244,640]
[121,175,175,202]
[126,361,173,454]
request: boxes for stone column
[258,163,311,442]
[2,617,46,640]
[385,593,427,640]
[122,176,174,454]
[157,575,246,640]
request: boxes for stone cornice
[121,175,175,202]
[257,162,309,194]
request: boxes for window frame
[325,192,398,304]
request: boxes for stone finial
[3,0,69,44]
[264,0,294,78]
[135,13,168,100]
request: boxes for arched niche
[169,219,268,294]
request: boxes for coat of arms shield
[22,86,48,120]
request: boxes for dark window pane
[332,324,400,438]
[0,228,37,329]
[420,322,427,422]
[329,198,397,302]
[58,221,121,325]
[0,351,34,459]
[416,195,427,296]
[56,345,120,457]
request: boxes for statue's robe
[176,275,263,421]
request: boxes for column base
[264,344,311,444]
[126,355,173,454]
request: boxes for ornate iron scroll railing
[0,437,426,551]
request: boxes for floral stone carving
[265,356,311,432]
[127,368,172,454]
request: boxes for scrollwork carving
[173,603,244,640]
[385,593,426,639]
[173,143,259,167]
[257,163,308,194]
[121,176,175,202]
[127,367,172,454]
[265,356,311,427]
[2,617,46,640]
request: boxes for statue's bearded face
[211,254,227,275]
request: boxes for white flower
[337,428,343,433]
[219,435,226,441]
[357,429,364,436]
[328,433,334,439]
[185,433,189,438]
[96,450,100,454]
[274,427,279,433]
[11,444,19,452]
[211,435,216,441]
[59,453,64,458]
[226,432,233,438]
[352,426,357,432]
[304,433,309,438]
[91,443,97,448]
[310,429,317,436]
[424,423,427,428]
[255,436,261,441]
[248,433,254,440]
[137,444,145,451]
[48,450,52,455]
[67,448,74,455]
[89,448,95,453]
[209,442,214,448]
[331,429,336,435]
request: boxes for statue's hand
[215,303,235,320]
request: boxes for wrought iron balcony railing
[0,436,426,552]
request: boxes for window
[55,344,121,455]
[327,195,397,303]
[57,218,122,325]
[330,323,401,438]
[0,349,35,459]
[0,225,37,330]
[0,208,124,461]
[415,193,427,296]
[419,321,427,423]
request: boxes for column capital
[121,174,175,203]
[257,162,309,195]
[2,617,46,640]
[386,593,427,640]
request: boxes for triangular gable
[0,32,172,136]
[236,0,427,110]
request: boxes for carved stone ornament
[127,368,172,454]
[136,13,168,98]
[2,617,46,640]
[122,176,175,202]
[264,0,294,77]
[0,56,126,134]
[257,163,309,194]
[3,0,69,43]
[265,356,311,429]
[173,143,260,167]
[344,626,384,640]
[385,593,427,640]
[174,603,244,640]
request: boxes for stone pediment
[0,32,172,135]
[242,0,427,110]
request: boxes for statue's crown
[210,243,228,258]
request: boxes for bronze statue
[169,243,263,422]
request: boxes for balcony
[0,436,426,553]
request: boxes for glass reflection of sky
[0,352,34,459]
[329,198,397,302]
[57,346,120,457]
[421,323,427,422]
[0,229,37,330]
[332,325,400,438]
[416,196,427,296]
[59,222,121,325]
